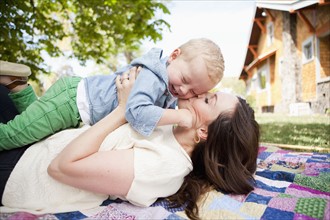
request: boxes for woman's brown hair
[168,97,260,220]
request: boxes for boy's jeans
[0,76,82,150]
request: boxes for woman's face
[177,91,239,127]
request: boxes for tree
[218,77,246,96]
[0,0,170,82]
[218,77,257,110]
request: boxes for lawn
[255,113,330,152]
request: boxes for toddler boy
[0,38,224,150]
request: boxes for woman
[0,68,259,220]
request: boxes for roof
[257,0,319,12]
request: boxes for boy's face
[167,49,215,99]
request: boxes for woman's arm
[48,68,138,196]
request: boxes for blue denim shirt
[84,48,177,136]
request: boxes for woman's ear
[197,126,208,141]
[168,48,181,63]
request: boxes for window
[267,22,274,46]
[257,64,269,91]
[252,74,258,91]
[302,37,314,63]
[258,71,267,89]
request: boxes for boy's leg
[0,76,82,151]
[8,85,38,113]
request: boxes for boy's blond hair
[178,38,225,84]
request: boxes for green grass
[255,113,330,150]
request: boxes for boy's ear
[168,48,181,62]
[197,126,208,141]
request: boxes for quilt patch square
[255,179,287,193]
[258,146,268,154]
[246,192,272,205]
[286,183,330,199]
[257,170,295,182]
[240,202,267,219]
[258,151,273,161]
[90,205,135,220]
[294,173,330,192]
[268,197,298,212]
[253,188,280,198]
[261,207,294,220]
[303,162,330,176]
[295,197,327,219]
[208,195,242,211]
[55,211,86,220]
[293,213,318,220]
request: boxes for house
[239,0,330,115]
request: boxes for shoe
[0,76,29,90]
[0,60,31,89]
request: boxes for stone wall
[276,12,300,113]
[312,80,330,114]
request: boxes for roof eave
[256,0,319,12]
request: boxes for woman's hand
[116,66,140,110]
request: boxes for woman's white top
[1,124,192,214]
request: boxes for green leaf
[0,0,170,84]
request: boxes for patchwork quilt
[1,144,329,219]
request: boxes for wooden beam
[316,20,330,37]
[248,45,258,58]
[319,0,330,5]
[243,66,253,78]
[297,11,315,32]
[256,17,266,21]
[255,18,266,33]
[244,65,249,73]
[265,9,275,21]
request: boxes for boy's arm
[157,108,194,128]
[125,68,183,136]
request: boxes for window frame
[302,36,314,64]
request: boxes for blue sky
[142,0,257,78]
